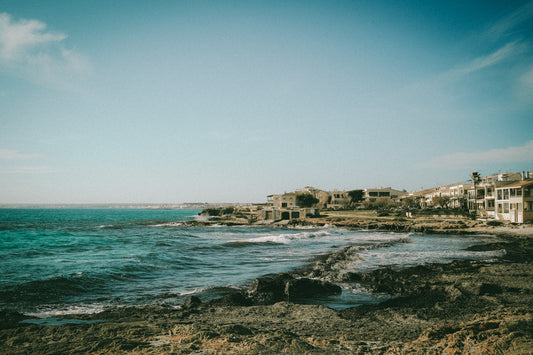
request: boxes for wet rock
[247,273,293,304]
[247,273,341,305]
[210,292,252,306]
[0,309,27,329]
[286,278,341,301]
[182,296,202,309]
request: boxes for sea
[0,208,504,316]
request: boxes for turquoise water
[0,209,502,315]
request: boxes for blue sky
[1,0,532,203]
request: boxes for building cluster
[262,170,533,224]
[262,186,405,222]
[404,171,533,224]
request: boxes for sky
[1,0,532,204]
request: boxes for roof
[496,179,533,189]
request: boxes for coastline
[194,207,533,237]
[1,213,532,354]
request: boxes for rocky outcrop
[207,273,342,306]
[246,273,341,305]
[285,277,342,301]
[0,310,27,330]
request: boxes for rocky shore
[1,213,532,354]
[193,206,533,236]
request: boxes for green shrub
[203,208,221,216]
[222,207,235,215]
[486,220,503,226]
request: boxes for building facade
[495,180,533,223]
[264,189,322,221]
[363,187,404,203]
[267,193,298,209]
[468,172,523,218]
[296,186,330,208]
[327,190,350,209]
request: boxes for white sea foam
[194,215,210,222]
[25,304,107,318]
[176,288,209,296]
[150,222,183,227]
[234,230,336,244]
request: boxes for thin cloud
[430,2,533,90]
[425,141,533,168]
[0,149,42,160]
[484,1,533,41]
[0,12,91,89]
[0,166,56,174]
[443,40,527,82]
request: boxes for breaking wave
[223,230,336,247]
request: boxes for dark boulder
[247,273,293,305]
[478,283,503,295]
[286,278,341,301]
[182,295,202,309]
[209,292,252,306]
[247,273,341,305]
[0,309,28,329]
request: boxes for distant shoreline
[0,203,248,210]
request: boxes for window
[369,192,378,197]
[378,191,390,197]
[517,189,522,196]
[504,203,509,213]
[510,189,516,197]
[503,189,510,200]
[497,190,502,200]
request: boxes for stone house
[296,186,330,208]
[264,189,322,221]
[327,190,350,210]
[267,193,298,209]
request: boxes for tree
[471,171,481,216]
[296,194,319,208]
[432,195,451,209]
[347,190,364,204]
[402,197,419,209]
